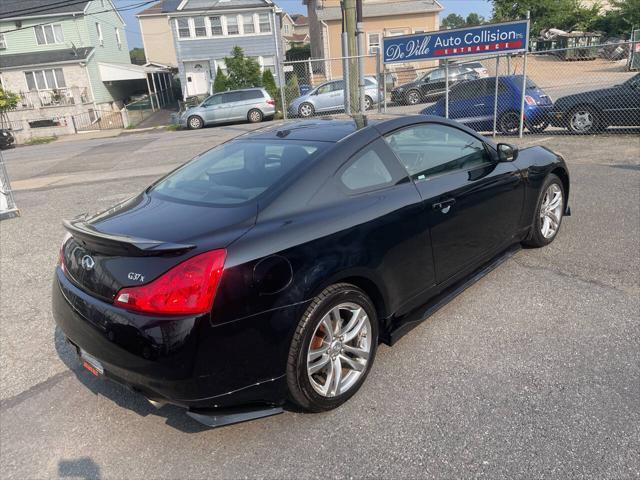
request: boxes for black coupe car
[53,115,570,427]
[391,66,479,105]
[550,73,640,134]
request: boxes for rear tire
[286,283,378,412]
[498,111,521,135]
[523,173,565,248]
[526,119,549,133]
[247,109,263,123]
[364,95,373,111]
[187,115,204,130]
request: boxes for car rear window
[150,139,328,205]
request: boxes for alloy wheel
[364,96,372,111]
[248,110,262,123]
[306,302,372,397]
[540,183,563,239]
[299,103,314,118]
[407,91,420,105]
[500,112,520,134]
[570,110,594,133]
[188,116,203,129]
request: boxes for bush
[262,70,278,102]
[213,66,228,93]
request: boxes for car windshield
[150,139,328,206]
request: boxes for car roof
[239,114,477,143]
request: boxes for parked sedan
[0,129,15,149]
[390,65,479,105]
[549,73,640,134]
[53,115,570,427]
[288,78,382,117]
[421,76,554,134]
[180,88,275,129]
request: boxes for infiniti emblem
[81,255,95,271]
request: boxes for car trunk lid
[61,193,256,301]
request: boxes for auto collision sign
[383,20,529,63]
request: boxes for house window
[95,22,103,45]
[210,16,223,36]
[262,56,276,74]
[283,24,290,34]
[226,15,239,35]
[0,33,6,49]
[177,18,190,38]
[25,68,66,91]
[115,27,122,49]
[368,32,381,53]
[259,13,271,33]
[35,24,64,45]
[243,14,255,34]
[193,16,207,37]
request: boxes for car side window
[384,123,492,180]
[332,81,345,92]
[222,92,243,103]
[340,146,393,191]
[316,83,332,95]
[429,69,445,81]
[203,95,222,106]
[241,90,263,100]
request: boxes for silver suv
[180,88,276,129]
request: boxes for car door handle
[432,198,456,213]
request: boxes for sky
[118,0,494,48]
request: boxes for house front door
[184,61,210,97]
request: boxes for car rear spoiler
[63,218,196,256]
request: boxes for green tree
[608,0,640,32]
[286,44,311,62]
[0,87,20,128]
[489,0,601,34]
[129,47,146,65]
[465,13,485,26]
[224,46,262,90]
[262,69,277,101]
[213,66,228,92]
[441,13,465,29]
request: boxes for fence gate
[71,109,124,132]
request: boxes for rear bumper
[52,268,296,410]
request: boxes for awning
[98,62,170,82]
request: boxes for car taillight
[114,249,226,316]
[266,99,275,106]
[524,95,537,106]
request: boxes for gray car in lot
[288,77,382,117]
[180,88,276,129]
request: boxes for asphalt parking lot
[1,123,639,479]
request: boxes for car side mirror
[497,143,518,162]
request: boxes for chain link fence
[280,54,384,119]
[277,41,639,137]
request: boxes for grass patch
[24,136,57,145]
[165,124,181,131]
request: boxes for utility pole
[356,0,366,115]
[342,0,360,113]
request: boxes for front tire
[187,115,204,130]
[568,106,599,134]
[523,174,565,248]
[287,283,378,412]
[364,95,373,111]
[406,90,421,105]
[298,102,315,118]
[526,119,549,133]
